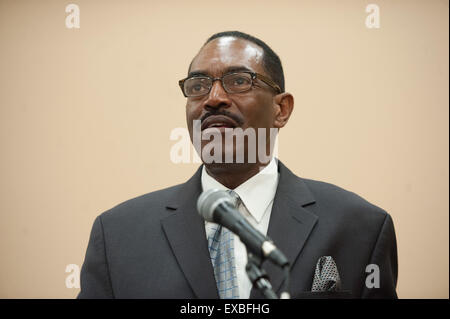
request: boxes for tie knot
[227,190,241,208]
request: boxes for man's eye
[232,77,249,86]
[189,81,208,93]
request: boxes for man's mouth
[201,115,239,131]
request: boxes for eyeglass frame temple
[253,73,282,94]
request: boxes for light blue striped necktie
[207,190,241,299]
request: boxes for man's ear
[273,92,294,128]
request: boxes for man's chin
[203,162,255,177]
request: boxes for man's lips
[201,115,239,130]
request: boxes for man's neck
[204,161,270,190]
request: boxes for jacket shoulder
[98,183,183,223]
[301,177,389,222]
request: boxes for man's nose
[203,80,232,109]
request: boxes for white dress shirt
[201,158,279,299]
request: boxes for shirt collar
[201,158,279,223]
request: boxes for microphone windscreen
[197,189,232,222]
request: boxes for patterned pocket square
[311,256,342,292]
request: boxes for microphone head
[197,189,232,222]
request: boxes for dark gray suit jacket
[78,161,398,298]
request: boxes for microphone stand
[245,253,278,299]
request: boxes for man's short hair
[202,31,285,93]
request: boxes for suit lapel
[160,167,219,299]
[250,161,318,298]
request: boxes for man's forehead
[189,37,265,76]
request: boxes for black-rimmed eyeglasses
[178,71,281,97]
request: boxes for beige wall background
[0,0,448,298]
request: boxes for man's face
[185,36,278,163]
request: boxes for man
[78,31,398,299]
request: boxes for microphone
[197,189,289,268]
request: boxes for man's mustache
[199,110,244,127]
